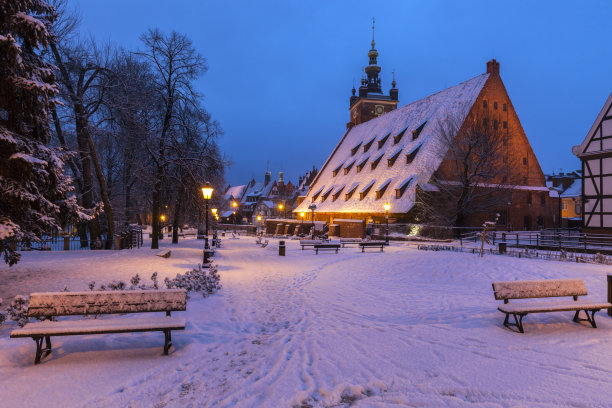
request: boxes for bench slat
[499,300,612,314]
[492,279,587,300]
[10,316,186,338]
[27,289,187,317]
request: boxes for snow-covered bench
[300,239,323,250]
[313,243,340,254]
[491,279,611,333]
[359,241,386,252]
[10,289,187,364]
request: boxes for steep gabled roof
[573,92,612,157]
[224,185,246,201]
[296,73,489,214]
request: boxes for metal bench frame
[314,244,340,254]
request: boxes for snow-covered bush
[7,295,29,327]
[164,265,221,297]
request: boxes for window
[356,156,369,173]
[359,180,375,200]
[344,160,355,175]
[371,153,383,170]
[494,102,498,110]
[503,103,507,112]
[494,120,498,130]
[483,100,488,108]
[378,133,390,149]
[387,149,402,167]
[375,179,392,199]
[562,202,567,210]
[528,192,532,205]
[345,183,359,201]
[332,185,345,201]
[412,121,427,140]
[540,194,546,205]
[351,142,362,156]
[523,157,527,165]
[406,143,422,164]
[502,176,507,183]
[523,177,527,185]
[332,162,344,177]
[503,121,507,129]
[395,177,413,199]
[363,137,375,152]
[393,128,407,144]
[483,118,488,127]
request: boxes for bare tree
[137,29,207,249]
[417,111,517,228]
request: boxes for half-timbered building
[573,93,612,233]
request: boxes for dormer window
[406,143,422,164]
[387,148,402,167]
[393,128,408,144]
[321,186,333,202]
[344,159,355,175]
[378,133,390,149]
[351,142,362,156]
[332,185,346,201]
[356,156,369,173]
[363,136,375,153]
[395,176,414,199]
[311,185,325,201]
[375,179,392,199]
[332,162,344,177]
[359,180,375,200]
[345,182,359,200]
[371,152,384,170]
[412,121,427,140]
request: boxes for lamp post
[278,203,284,219]
[308,204,316,239]
[211,208,218,246]
[201,183,214,265]
[384,202,390,244]
[232,201,238,224]
[257,214,262,235]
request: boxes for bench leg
[163,330,172,355]
[503,313,526,333]
[573,310,599,328]
[33,336,53,364]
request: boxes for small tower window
[503,121,507,129]
[483,100,488,108]
[483,118,488,127]
[523,157,527,165]
[494,120,498,129]
[494,102,498,110]
[503,103,507,112]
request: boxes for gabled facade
[295,60,558,230]
[572,93,612,233]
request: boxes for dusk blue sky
[69,0,612,187]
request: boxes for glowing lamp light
[160,214,166,222]
[232,201,238,208]
[211,208,218,216]
[257,215,262,221]
[384,202,390,212]
[300,212,305,218]
[202,183,214,200]
[278,203,284,210]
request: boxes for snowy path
[2,238,612,407]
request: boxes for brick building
[294,34,558,232]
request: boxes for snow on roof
[296,73,489,214]
[360,179,376,193]
[377,178,392,192]
[560,179,581,197]
[396,176,415,191]
[573,92,612,157]
[224,185,246,201]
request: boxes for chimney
[264,170,271,186]
[486,59,500,76]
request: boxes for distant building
[546,171,581,228]
[295,35,558,230]
[572,92,612,233]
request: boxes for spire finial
[392,70,396,88]
[371,17,376,48]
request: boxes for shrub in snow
[164,265,221,297]
[0,298,5,326]
[7,295,29,327]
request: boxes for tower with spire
[348,19,399,128]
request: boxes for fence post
[63,236,70,251]
[608,274,612,317]
[516,234,519,247]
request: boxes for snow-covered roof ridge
[296,72,490,214]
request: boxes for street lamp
[278,203,284,219]
[201,182,214,265]
[159,214,166,239]
[231,201,238,224]
[308,203,317,239]
[257,214,262,235]
[384,202,390,244]
[211,208,218,246]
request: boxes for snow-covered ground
[2,237,612,407]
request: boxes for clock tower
[348,20,399,128]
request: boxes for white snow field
[2,237,612,407]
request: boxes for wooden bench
[341,241,361,248]
[10,289,187,364]
[300,240,323,250]
[492,279,611,333]
[359,241,386,252]
[313,243,340,254]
